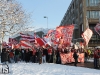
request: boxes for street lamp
[44,16,48,29]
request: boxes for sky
[16,0,72,30]
[0,59,100,75]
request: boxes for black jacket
[73,52,78,59]
[1,51,9,62]
[38,50,42,58]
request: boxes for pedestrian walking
[94,49,99,69]
[73,51,78,66]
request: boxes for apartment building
[60,0,100,47]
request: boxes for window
[87,11,99,19]
[79,3,82,12]
[88,0,100,6]
[73,3,74,9]
[87,11,90,18]
[89,0,95,6]
[79,13,82,21]
[75,18,78,24]
[86,0,89,6]
[75,0,78,7]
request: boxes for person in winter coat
[14,49,19,63]
[48,47,52,63]
[73,51,78,66]
[94,49,99,69]
[32,48,36,63]
[1,48,9,64]
[9,50,14,63]
[35,49,39,63]
[52,49,57,63]
[42,48,47,63]
[38,48,43,64]
[84,50,88,63]
[29,50,33,62]
[56,48,61,64]
[21,49,25,61]
[25,49,30,63]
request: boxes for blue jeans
[10,57,14,63]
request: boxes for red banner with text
[60,52,84,64]
[56,25,74,47]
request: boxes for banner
[46,30,54,37]
[2,42,8,48]
[60,52,84,64]
[46,30,59,45]
[20,40,32,48]
[81,28,93,46]
[9,38,18,45]
[35,38,47,46]
[56,25,74,46]
[43,37,52,46]
[94,23,100,35]
[14,44,21,49]
[20,33,35,42]
[60,53,74,64]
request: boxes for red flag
[20,33,30,38]
[9,38,18,45]
[56,26,64,37]
[56,25,74,46]
[7,42,12,47]
[14,44,21,49]
[94,23,100,35]
[35,38,46,46]
[2,42,7,46]
[2,42,8,48]
[20,40,32,48]
[81,28,93,46]
[46,30,54,37]
[20,33,35,42]
[46,30,60,44]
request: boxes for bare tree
[0,0,32,51]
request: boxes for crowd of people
[0,46,100,68]
[1,46,61,64]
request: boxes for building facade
[60,0,100,47]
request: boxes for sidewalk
[67,62,94,68]
[66,58,95,69]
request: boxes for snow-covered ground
[0,62,100,75]
[0,58,100,75]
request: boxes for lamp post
[44,16,48,29]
